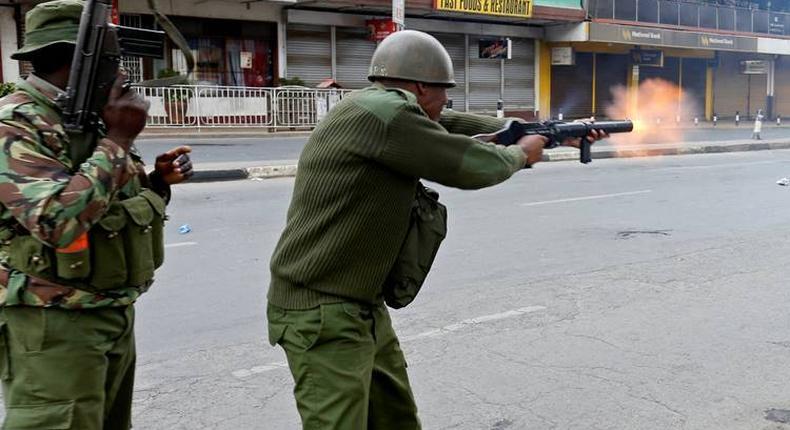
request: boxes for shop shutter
[432,32,466,111]
[774,58,790,118]
[286,24,331,87]
[17,6,32,78]
[336,28,376,89]
[638,56,679,85]
[551,52,593,119]
[468,36,502,113]
[594,53,629,118]
[713,52,763,118]
[748,73,768,117]
[503,38,535,111]
[681,58,707,118]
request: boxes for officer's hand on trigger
[103,73,150,151]
[517,134,548,166]
[154,146,194,185]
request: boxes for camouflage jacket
[0,74,166,309]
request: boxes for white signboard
[741,60,768,74]
[393,0,404,26]
[240,52,253,69]
[551,46,574,65]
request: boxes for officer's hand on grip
[561,128,609,148]
[517,134,549,167]
[103,74,150,150]
[154,146,194,185]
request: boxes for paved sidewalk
[186,137,790,182]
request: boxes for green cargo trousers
[267,301,421,430]
[0,305,136,430]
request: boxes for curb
[190,140,790,183]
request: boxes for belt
[0,267,76,304]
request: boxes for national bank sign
[591,23,758,52]
[700,35,735,48]
[621,29,661,43]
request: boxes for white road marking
[233,305,547,379]
[399,306,546,342]
[656,160,781,171]
[520,190,652,207]
[164,242,198,248]
[232,363,289,379]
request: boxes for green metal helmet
[12,0,82,60]
[368,30,456,87]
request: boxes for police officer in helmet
[267,30,607,429]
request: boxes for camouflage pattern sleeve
[0,118,135,249]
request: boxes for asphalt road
[135,126,790,165]
[129,149,790,429]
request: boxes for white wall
[0,7,19,83]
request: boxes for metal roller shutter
[551,52,593,119]
[713,53,767,118]
[638,56,679,85]
[432,32,466,111]
[594,53,629,118]
[681,58,706,118]
[17,6,32,78]
[775,59,790,118]
[503,38,535,111]
[336,28,376,89]
[286,24,331,87]
[748,73,768,117]
[468,36,502,113]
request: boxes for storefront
[119,0,284,85]
[285,9,540,115]
[547,21,790,120]
[166,16,277,87]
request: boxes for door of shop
[551,52,593,119]
[595,53,628,118]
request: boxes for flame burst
[605,79,699,153]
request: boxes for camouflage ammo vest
[0,93,166,292]
[2,189,166,291]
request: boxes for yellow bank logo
[622,30,632,41]
[701,35,709,46]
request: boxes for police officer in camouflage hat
[0,1,193,428]
[267,30,607,429]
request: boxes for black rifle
[58,0,165,136]
[476,120,634,164]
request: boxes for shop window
[187,37,273,87]
[638,0,659,22]
[659,0,679,25]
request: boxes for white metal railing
[132,85,353,129]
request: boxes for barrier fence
[132,85,352,129]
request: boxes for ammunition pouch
[383,182,447,309]
[3,188,166,291]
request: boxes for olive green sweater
[268,85,526,309]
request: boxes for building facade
[546,0,790,120]
[1,0,586,119]
[281,0,584,117]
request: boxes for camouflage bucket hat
[11,0,83,60]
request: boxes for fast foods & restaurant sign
[435,0,533,19]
